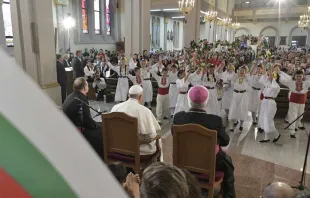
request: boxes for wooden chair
[172,124,224,198]
[102,112,160,175]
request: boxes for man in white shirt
[111,85,161,157]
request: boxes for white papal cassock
[258,75,280,133]
[111,98,161,155]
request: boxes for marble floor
[90,101,310,197]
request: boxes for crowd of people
[56,43,310,197]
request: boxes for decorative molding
[41,82,60,89]
[235,27,251,36]
[54,0,69,6]
[288,26,310,46]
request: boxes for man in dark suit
[62,77,103,157]
[173,85,235,198]
[56,54,67,103]
[72,50,84,79]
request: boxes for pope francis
[111,85,162,159]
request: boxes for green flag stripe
[0,113,77,198]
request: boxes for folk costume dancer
[227,65,251,132]
[150,66,171,125]
[220,64,236,118]
[107,59,129,102]
[201,64,221,116]
[216,79,225,113]
[248,63,264,125]
[128,67,143,87]
[141,59,153,109]
[258,64,281,143]
[279,70,310,138]
[168,65,179,117]
[174,70,191,115]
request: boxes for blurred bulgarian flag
[0,49,126,198]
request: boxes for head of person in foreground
[262,182,294,198]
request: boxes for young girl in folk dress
[107,57,129,102]
[201,64,221,116]
[174,70,191,115]
[227,65,251,132]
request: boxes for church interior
[1,0,310,197]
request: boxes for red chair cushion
[107,152,154,164]
[190,171,224,183]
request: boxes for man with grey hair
[111,85,161,158]
[262,182,294,198]
[173,85,235,198]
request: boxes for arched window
[2,0,13,47]
[94,0,100,34]
[106,0,111,35]
[156,17,160,48]
[81,0,88,33]
[176,22,180,48]
[75,0,117,44]
[152,16,156,47]
[173,21,176,48]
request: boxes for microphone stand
[75,97,106,119]
[285,108,309,191]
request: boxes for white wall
[150,15,184,51]
[236,21,309,46]
[217,0,227,13]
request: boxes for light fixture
[178,0,195,23]
[150,9,161,12]
[298,12,310,30]
[178,0,195,15]
[223,17,232,27]
[63,14,75,29]
[203,10,217,22]
[172,16,185,19]
[163,8,179,11]
[245,1,250,4]
[231,17,240,30]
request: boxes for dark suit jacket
[56,61,67,86]
[173,108,230,147]
[62,91,97,129]
[72,57,84,79]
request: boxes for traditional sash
[158,87,169,95]
[290,92,307,104]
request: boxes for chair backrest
[172,124,217,184]
[102,112,140,160]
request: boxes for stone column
[10,0,61,105]
[183,0,201,47]
[125,0,150,55]
[163,17,168,51]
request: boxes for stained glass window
[106,0,111,35]
[2,0,13,47]
[81,0,88,33]
[94,0,100,34]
